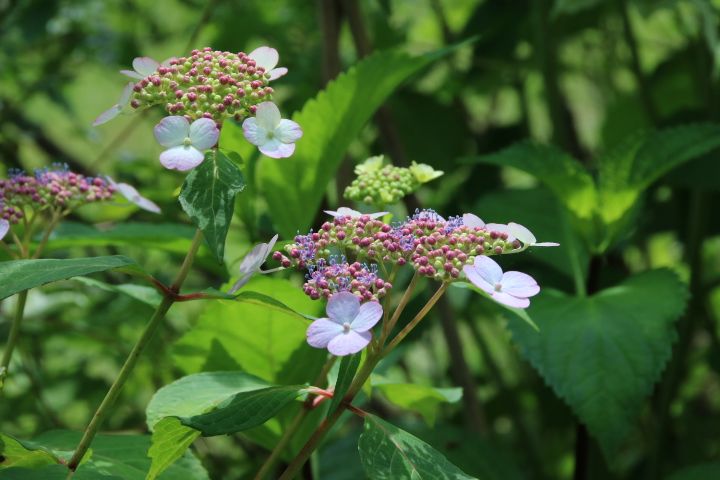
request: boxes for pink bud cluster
[274,210,521,284]
[300,257,392,301]
[1,165,116,225]
[129,47,273,123]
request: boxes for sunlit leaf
[0,256,138,300]
[179,150,245,262]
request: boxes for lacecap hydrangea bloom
[0,165,157,241]
[96,46,301,169]
[271,208,557,355]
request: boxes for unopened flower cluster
[0,165,159,242]
[344,156,443,206]
[125,48,278,123]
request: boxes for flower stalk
[276,281,449,480]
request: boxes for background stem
[0,289,28,389]
[67,229,203,471]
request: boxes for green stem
[277,282,449,480]
[380,271,419,345]
[253,356,337,480]
[66,229,204,472]
[0,290,28,389]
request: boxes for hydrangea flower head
[324,207,388,219]
[463,256,539,308]
[153,116,219,171]
[508,222,559,247]
[242,102,302,158]
[306,292,383,356]
[229,234,279,293]
[101,47,285,125]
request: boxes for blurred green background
[2,0,720,479]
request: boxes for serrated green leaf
[358,415,476,479]
[146,419,200,480]
[178,385,306,436]
[259,45,458,238]
[179,150,245,262]
[0,433,59,469]
[0,256,137,300]
[373,382,462,426]
[507,269,688,460]
[146,371,270,429]
[327,353,360,417]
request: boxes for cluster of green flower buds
[343,155,443,207]
[128,48,277,124]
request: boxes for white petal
[508,222,537,245]
[242,117,269,146]
[368,212,389,219]
[492,291,530,309]
[486,222,515,242]
[268,67,288,81]
[132,57,160,77]
[328,330,372,356]
[254,102,281,130]
[189,118,219,150]
[120,69,144,79]
[325,207,361,218]
[248,46,279,70]
[474,256,503,285]
[307,318,344,349]
[238,243,269,275]
[228,272,253,294]
[93,105,121,126]
[159,146,205,171]
[154,116,190,148]
[116,182,161,214]
[259,139,295,158]
[326,291,360,324]
[308,319,343,349]
[0,219,9,241]
[463,213,485,228]
[275,119,303,143]
[501,271,540,298]
[118,82,134,107]
[351,302,383,332]
[534,242,560,247]
[463,264,495,295]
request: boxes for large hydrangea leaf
[507,269,688,460]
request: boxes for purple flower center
[342,322,352,333]
[494,283,503,292]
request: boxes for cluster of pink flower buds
[1,165,115,224]
[299,257,392,301]
[274,209,520,286]
[129,47,274,123]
